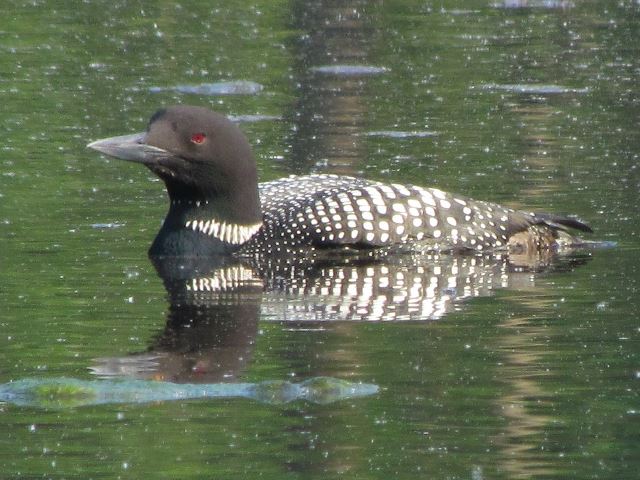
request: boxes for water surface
[1,1,638,479]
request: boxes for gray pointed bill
[87,133,170,164]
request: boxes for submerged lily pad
[0,376,379,408]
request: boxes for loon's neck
[149,192,263,257]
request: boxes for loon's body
[87,105,591,257]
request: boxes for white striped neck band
[185,218,263,245]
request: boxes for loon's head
[87,105,261,225]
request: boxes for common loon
[87,105,592,257]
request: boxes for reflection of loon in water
[168,251,590,322]
[90,252,590,383]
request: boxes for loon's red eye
[191,132,206,144]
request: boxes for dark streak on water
[309,65,389,76]
[148,81,264,95]
[474,83,590,94]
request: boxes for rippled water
[1,1,638,478]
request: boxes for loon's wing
[255,174,590,253]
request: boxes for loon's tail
[534,213,593,234]
[539,213,617,249]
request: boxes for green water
[1,0,638,478]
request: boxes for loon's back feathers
[87,105,592,257]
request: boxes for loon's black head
[88,106,263,256]
[88,105,261,223]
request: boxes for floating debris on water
[310,65,388,76]
[364,130,438,139]
[90,223,125,229]
[491,0,574,8]
[149,81,264,96]
[472,83,589,94]
[0,376,379,408]
[227,114,282,123]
